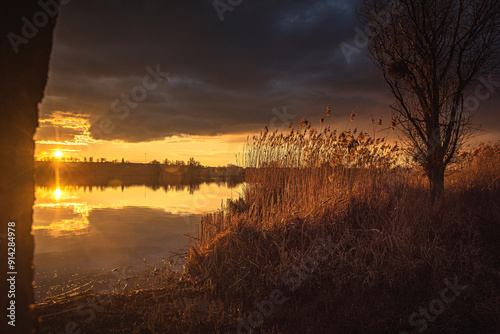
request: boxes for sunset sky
[35,0,500,166]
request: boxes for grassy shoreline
[38,141,500,333]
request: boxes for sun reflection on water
[34,183,242,237]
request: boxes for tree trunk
[0,2,58,333]
[428,165,445,202]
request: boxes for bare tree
[359,0,500,199]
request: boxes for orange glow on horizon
[34,111,251,166]
[36,134,249,166]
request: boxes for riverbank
[35,161,244,187]
[37,142,500,333]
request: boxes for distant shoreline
[35,161,244,187]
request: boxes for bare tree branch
[359,0,500,199]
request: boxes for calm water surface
[33,183,241,301]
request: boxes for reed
[187,116,500,333]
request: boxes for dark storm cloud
[40,0,500,142]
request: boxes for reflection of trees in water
[36,180,242,195]
[35,161,245,192]
[159,182,202,194]
[159,180,240,195]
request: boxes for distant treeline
[35,161,244,188]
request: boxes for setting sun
[54,150,62,159]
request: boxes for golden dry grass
[187,120,500,333]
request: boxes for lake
[33,182,242,302]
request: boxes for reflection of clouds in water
[33,183,240,301]
[33,183,242,236]
[34,206,204,302]
[34,202,91,237]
